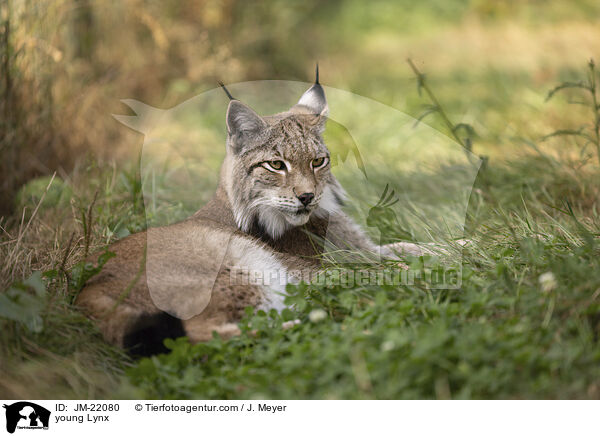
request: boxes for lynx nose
[297,192,314,206]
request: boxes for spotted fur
[76,76,387,355]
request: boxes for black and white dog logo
[3,402,50,434]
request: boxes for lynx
[76,69,425,355]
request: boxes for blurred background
[2,0,599,217]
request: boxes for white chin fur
[282,212,311,227]
[257,207,294,239]
[234,182,344,240]
[258,207,313,239]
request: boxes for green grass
[2,130,599,399]
[126,154,600,399]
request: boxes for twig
[407,58,465,147]
[59,231,76,281]
[43,231,76,313]
[407,58,480,166]
[84,190,99,258]
[587,59,600,166]
[0,217,13,239]
[545,58,600,166]
[14,172,56,254]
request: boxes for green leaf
[545,81,591,101]
[541,128,592,143]
[0,271,48,332]
[413,104,439,128]
[42,269,60,280]
[452,123,476,139]
[23,271,45,297]
[70,250,116,291]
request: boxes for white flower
[538,271,557,293]
[308,308,327,323]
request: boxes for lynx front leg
[183,318,242,342]
[381,239,471,259]
[381,242,433,257]
[183,316,301,342]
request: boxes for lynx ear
[226,100,267,151]
[226,100,266,136]
[293,64,328,117]
[291,65,328,133]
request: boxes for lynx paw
[282,319,301,330]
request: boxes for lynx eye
[311,157,327,169]
[263,160,286,172]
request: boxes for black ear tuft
[218,81,235,101]
[315,62,320,85]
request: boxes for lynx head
[221,69,345,239]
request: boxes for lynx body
[76,74,421,355]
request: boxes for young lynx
[76,69,422,355]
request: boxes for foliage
[408,58,484,167]
[15,176,72,215]
[127,192,600,398]
[544,59,600,165]
[69,250,115,292]
[0,271,47,332]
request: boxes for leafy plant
[0,271,47,332]
[407,58,486,167]
[69,250,115,292]
[544,59,600,165]
[126,204,600,399]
